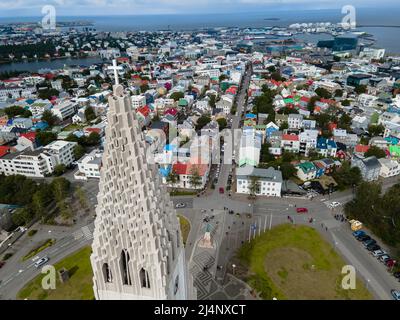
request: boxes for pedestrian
[326,227,328,231]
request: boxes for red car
[219,187,224,194]
[0,261,5,268]
[296,208,308,214]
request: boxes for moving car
[296,208,308,213]
[34,257,49,269]
[391,290,400,300]
[0,261,5,269]
[328,201,341,209]
[175,203,186,209]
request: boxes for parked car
[385,259,396,267]
[372,249,387,257]
[34,257,49,269]
[391,290,400,300]
[363,239,376,247]
[175,203,186,209]
[367,244,381,252]
[353,230,365,237]
[0,261,5,269]
[296,208,308,213]
[356,234,371,242]
[379,255,391,263]
[219,187,224,194]
[393,272,400,279]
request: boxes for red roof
[320,98,336,105]
[165,108,178,117]
[0,146,11,158]
[85,128,101,134]
[355,144,370,153]
[137,105,150,117]
[282,134,299,141]
[20,132,36,142]
[172,163,208,176]
[300,96,310,103]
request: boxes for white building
[236,167,282,197]
[74,150,102,180]
[131,95,147,110]
[378,158,400,178]
[52,100,78,121]
[43,140,77,167]
[238,130,262,167]
[288,114,303,129]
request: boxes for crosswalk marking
[82,226,93,240]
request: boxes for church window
[120,250,132,286]
[174,275,179,295]
[139,268,150,289]
[102,263,112,283]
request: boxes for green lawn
[178,215,191,245]
[236,224,372,300]
[18,246,94,300]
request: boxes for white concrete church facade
[90,67,195,300]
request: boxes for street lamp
[232,264,236,275]
[366,279,370,290]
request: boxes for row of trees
[0,174,71,227]
[345,182,400,258]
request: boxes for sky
[0,0,398,17]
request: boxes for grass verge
[22,239,56,261]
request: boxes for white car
[175,203,186,209]
[328,201,341,208]
[34,257,49,269]
[372,249,387,257]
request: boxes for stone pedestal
[58,268,69,283]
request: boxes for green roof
[296,162,316,173]
[284,98,294,104]
[178,98,188,106]
[389,145,400,157]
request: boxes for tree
[355,85,367,95]
[338,113,352,130]
[32,185,52,220]
[12,207,34,226]
[219,74,228,82]
[166,169,179,190]
[36,131,57,146]
[51,177,71,202]
[73,144,86,160]
[249,176,260,197]
[341,99,351,106]
[367,124,384,137]
[4,106,32,118]
[315,87,331,99]
[189,166,202,189]
[365,146,386,159]
[307,96,319,113]
[170,92,184,102]
[140,84,149,93]
[87,132,101,146]
[41,109,59,127]
[53,164,67,177]
[38,88,59,100]
[84,106,96,122]
[196,115,211,131]
[260,143,275,163]
[280,121,288,130]
[271,71,283,81]
[332,161,362,190]
[216,118,227,131]
[209,94,217,108]
[267,65,276,73]
[334,89,343,97]
[280,162,296,180]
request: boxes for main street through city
[1,65,399,300]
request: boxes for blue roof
[245,113,257,119]
[164,144,177,152]
[159,165,171,177]
[317,137,337,149]
[26,99,35,105]
[31,121,49,131]
[385,136,399,145]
